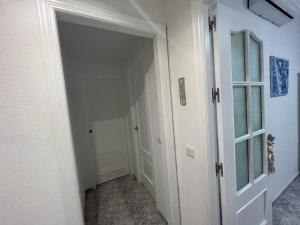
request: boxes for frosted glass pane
[253,135,263,179]
[231,33,246,81]
[249,36,261,82]
[233,87,248,137]
[251,87,262,131]
[236,141,249,190]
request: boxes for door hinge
[216,162,223,177]
[209,15,217,32]
[212,88,220,103]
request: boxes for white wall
[265,17,300,201]
[165,0,214,225]
[0,0,167,224]
[0,1,66,224]
[219,0,300,202]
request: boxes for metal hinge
[209,15,217,32]
[216,162,223,177]
[212,88,220,103]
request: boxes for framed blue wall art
[270,56,289,97]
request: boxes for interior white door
[132,65,156,197]
[83,78,129,184]
[211,3,271,225]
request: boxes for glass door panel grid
[231,31,265,192]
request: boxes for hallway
[273,176,300,225]
[85,176,167,225]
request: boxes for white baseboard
[272,172,299,202]
[99,167,129,184]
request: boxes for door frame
[191,1,224,225]
[37,0,181,225]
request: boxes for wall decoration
[270,56,289,97]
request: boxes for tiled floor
[273,176,300,225]
[85,175,167,225]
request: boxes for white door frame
[37,1,181,225]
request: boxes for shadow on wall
[125,39,155,113]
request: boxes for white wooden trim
[125,70,142,181]
[37,1,180,225]
[231,30,266,189]
[153,32,181,225]
[191,1,221,225]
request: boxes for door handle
[89,129,93,134]
[134,126,139,131]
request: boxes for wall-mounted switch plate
[178,77,186,106]
[185,145,195,159]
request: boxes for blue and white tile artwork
[270,56,289,97]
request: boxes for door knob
[89,129,93,133]
[134,126,139,131]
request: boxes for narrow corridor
[85,176,167,225]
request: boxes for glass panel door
[231,31,265,191]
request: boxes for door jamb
[191,1,223,225]
[126,61,159,200]
[125,70,143,182]
[37,1,181,224]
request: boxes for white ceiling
[57,20,151,62]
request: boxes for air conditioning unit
[248,0,300,26]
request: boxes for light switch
[185,145,195,159]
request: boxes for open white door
[132,63,156,197]
[211,3,272,225]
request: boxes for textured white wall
[0,0,66,224]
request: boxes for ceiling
[57,20,151,63]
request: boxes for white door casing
[83,78,130,184]
[37,0,181,224]
[211,3,271,225]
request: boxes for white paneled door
[83,78,129,184]
[132,64,156,197]
[211,3,272,225]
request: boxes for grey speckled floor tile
[273,176,300,225]
[85,175,167,225]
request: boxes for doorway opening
[55,11,179,225]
